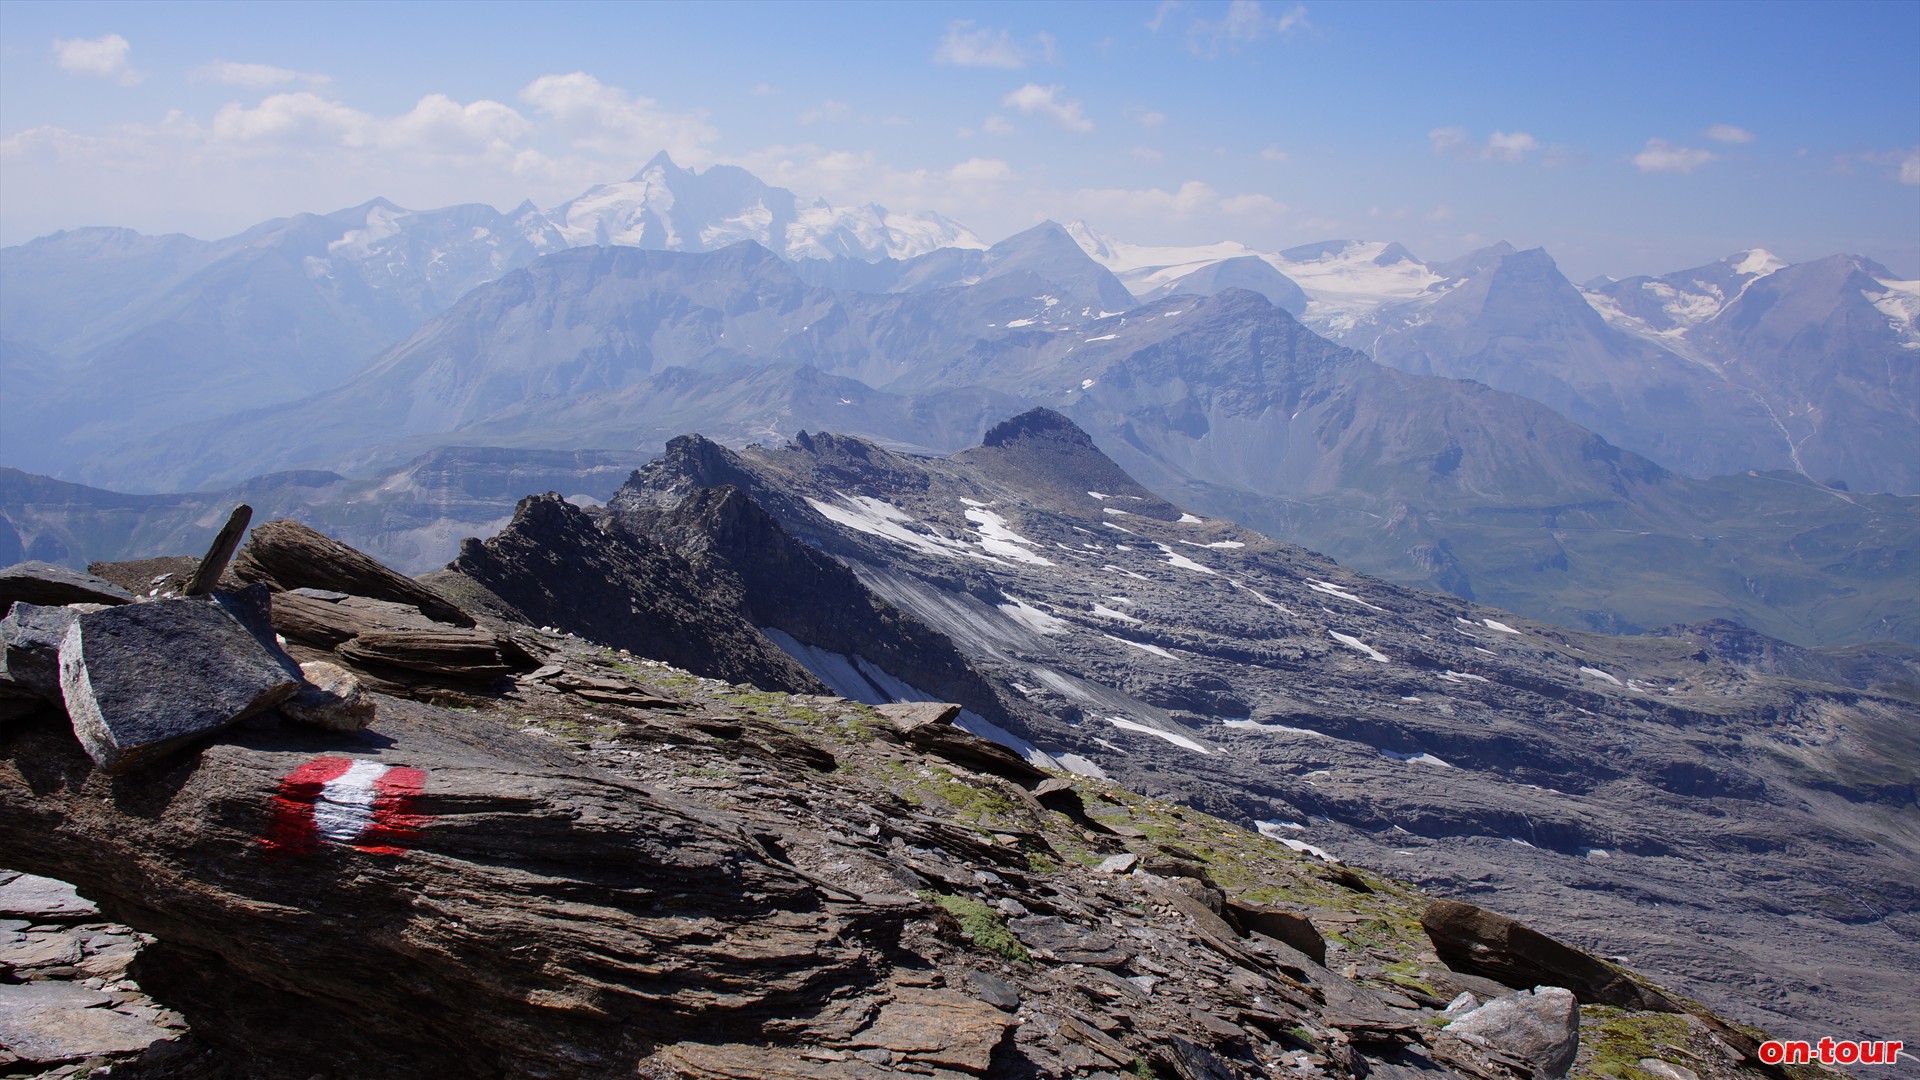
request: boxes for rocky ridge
[0,514,1845,1079]
[588,411,1920,1055]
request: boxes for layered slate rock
[228,519,474,628]
[57,597,302,774]
[0,561,133,614]
[1422,899,1677,1012]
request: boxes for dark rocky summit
[0,510,1846,1079]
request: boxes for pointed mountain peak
[1062,221,1114,259]
[981,407,1093,449]
[959,409,1170,512]
[1432,241,1515,280]
[1373,241,1422,267]
[632,150,687,181]
[992,220,1077,252]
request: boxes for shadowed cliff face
[594,411,1920,1056]
[447,491,825,694]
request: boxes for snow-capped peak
[543,153,979,262]
[1730,248,1787,277]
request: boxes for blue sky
[2,0,1915,279]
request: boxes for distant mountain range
[0,153,978,475]
[3,156,1915,649]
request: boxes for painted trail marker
[264,755,427,857]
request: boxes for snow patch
[1275,836,1340,863]
[1482,618,1521,634]
[1104,634,1177,660]
[1329,631,1389,663]
[1309,580,1384,612]
[1177,513,1204,523]
[1107,716,1210,754]
[999,596,1069,635]
[807,495,979,561]
[1381,749,1453,768]
[1578,666,1623,686]
[966,507,1054,565]
[1091,604,1142,624]
[1157,543,1217,576]
[1055,754,1109,779]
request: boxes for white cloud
[1427,204,1455,221]
[53,33,142,86]
[1071,180,1285,224]
[722,144,1016,222]
[982,114,1016,136]
[1485,130,1539,162]
[1132,146,1165,162]
[1189,1,1309,56]
[934,21,1029,68]
[1633,138,1717,174]
[1261,145,1288,161]
[191,61,329,89]
[1702,123,1754,144]
[1121,105,1167,127]
[799,100,850,126]
[1902,152,1920,185]
[1430,126,1540,163]
[1147,1,1183,32]
[519,72,718,164]
[1003,84,1091,133]
[205,92,530,154]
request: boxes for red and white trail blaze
[263,755,428,857]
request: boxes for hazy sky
[3,0,1916,279]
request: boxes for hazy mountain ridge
[30,235,1920,649]
[1066,225,1920,495]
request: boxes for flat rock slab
[0,562,134,614]
[0,928,82,970]
[1007,914,1131,966]
[60,597,302,774]
[851,987,1011,1073]
[0,873,98,921]
[0,981,171,1064]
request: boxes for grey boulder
[1445,986,1579,1078]
[280,660,376,732]
[58,597,302,774]
[1,603,82,702]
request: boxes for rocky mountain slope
[0,511,1857,1079]
[577,410,1920,1054]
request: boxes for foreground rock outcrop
[0,521,1829,1079]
